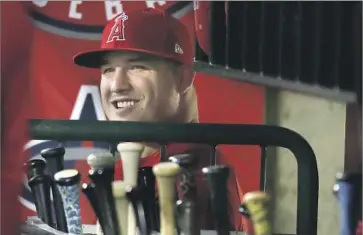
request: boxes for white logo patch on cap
[107,12,129,43]
[175,44,184,54]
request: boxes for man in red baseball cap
[74,8,252,233]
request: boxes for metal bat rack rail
[27,119,319,235]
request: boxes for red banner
[1,1,264,234]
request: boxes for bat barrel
[112,181,130,235]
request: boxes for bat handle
[153,162,181,235]
[89,168,120,235]
[202,165,230,235]
[242,191,272,235]
[125,186,149,235]
[28,175,54,227]
[138,167,158,232]
[82,183,106,234]
[112,181,130,235]
[54,169,83,235]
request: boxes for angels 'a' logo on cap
[107,12,129,43]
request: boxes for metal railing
[29,119,319,235]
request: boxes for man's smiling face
[100,51,182,122]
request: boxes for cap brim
[73,49,118,68]
[74,48,186,68]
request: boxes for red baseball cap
[73,8,193,68]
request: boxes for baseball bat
[242,191,272,235]
[169,153,200,235]
[40,147,68,232]
[27,174,54,227]
[112,180,130,235]
[87,152,115,171]
[153,162,181,235]
[138,167,159,232]
[89,168,120,235]
[202,165,230,235]
[333,172,362,235]
[125,186,149,235]
[82,182,105,235]
[117,142,144,235]
[54,169,83,235]
[25,158,46,179]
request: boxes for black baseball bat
[40,147,68,232]
[28,174,54,227]
[89,168,120,235]
[82,182,106,233]
[138,166,159,232]
[125,186,149,235]
[25,158,46,179]
[334,172,362,235]
[202,165,230,235]
[169,153,200,235]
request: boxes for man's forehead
[101,51,163,65]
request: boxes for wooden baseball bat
[82,182,105,235]
[112,180,130,235]
[153,162,181,235]
[117,142,144,235]
[202,165,230,235]
[333,172,362,235]
[89,168,120,235]
[169,153,200,235]
[125,186,149,235]
[138,167,159,232]
[86,152,116,235]
[242,191,272,235]
[40,147,68,232]
[54,169,82,235]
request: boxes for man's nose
[110,68,131,92]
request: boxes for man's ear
[177,63,195,94]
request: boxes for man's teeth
[116,101,135,108]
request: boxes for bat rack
[27,119,319,235]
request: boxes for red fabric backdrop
[1,2,264,234]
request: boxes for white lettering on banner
[70,85,106,120]
[104,1,124,21]
[145,1,166,9]
[31,1,167,21]
[32,0,48,7]
[69,1,83,20]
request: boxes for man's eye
[102,68,115,74]
[130,65,147,70]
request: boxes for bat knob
[117,142,144,153]
[202,165,230,181]
[54,169,81,186]
[26,159,46,179]
[153,162,181,177]
[87,152,115,169]
[239,204,250,218]
[168,153,196,169]
[40,147,65,159]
